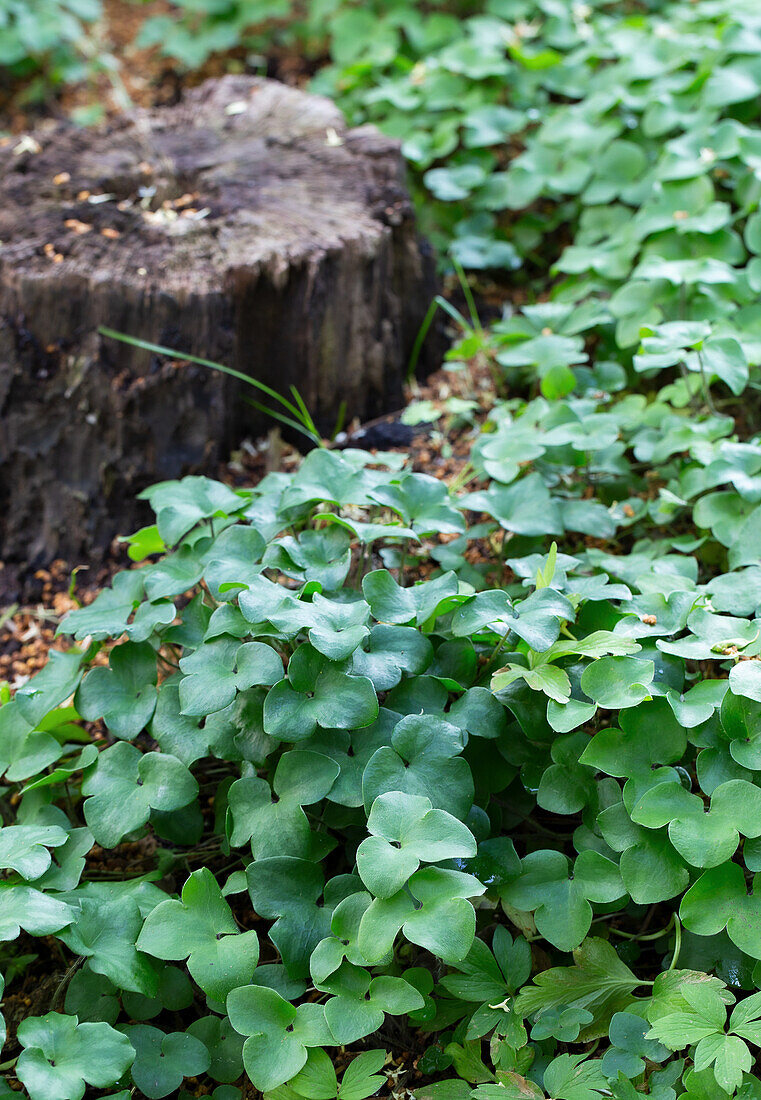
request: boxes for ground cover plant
[9,0,761,1097]
[0,0,103,102]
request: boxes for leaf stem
[696,349,718,415]
[667,914,682,971]
[606,915,675,942]
[49,955,85,1011]
[478,630,511,685]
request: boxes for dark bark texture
[0,76,440,574]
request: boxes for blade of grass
[289,385,321,437]
[407,295,473,380]
[452,258,482,334]
[331,400,347,440]
[99,327,323,445]
[99,328,308,422]
[244,398,322,447]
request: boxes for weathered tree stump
[0,76,439,574]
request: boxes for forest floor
[0,22,513,1096]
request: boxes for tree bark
[0,76,440,573]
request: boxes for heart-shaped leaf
[137,867,259,1000]
[17,1013,135,1100]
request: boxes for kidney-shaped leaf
[227,985,333,1092]
[137,867,259,1001]
[357,792,476,899]
[82,743,198,848]
[17,1013,135,1100]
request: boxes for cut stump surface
[0,76,439,570]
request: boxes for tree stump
[0,76,439,575]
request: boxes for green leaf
[417,1083,473,1100]
[186,1015,245,1085]
[137,867,259,1000]
[729,990,761,1041]
[285,1046,338,1099]
[680,863,761,959]
[64,967,119,1026]
[371,473,465,536]
[537,732,595,814]
[532,1006,593,1043]
[204,525,266,599]
[450,590,515,638]
[76,642,158,739]
[121,965,193,1022]
[228,750,339,859]
[0,884,76,940]
[358,867,485,964]
[338,1049,387,1100]
[264,527,352,593]
[246,857,332,979]
[16,649,85,728]
[580,697,686,778]
[59,894,157,996]
[264,645,378,741]
[728,661,761,703]
[580,656,655,710]
[701,338,748,396]
[179,639,282,716]
[351,625,433,690]
[120,524,165,561]
[139,475,244,545]
[0,823,69,880]
[507,588,575,652]
[598,800,689,904]
[647,999,725,1050]
[58,571,146,640]
[445,1037,495,1084]
[632,778,761,867]
[310,892,375,986]
[357,791,476,898]
[362,570,458,627]
[502,850,624,951]
[227,985,333,1092]
[697,1034,751,1093]
[463,473,563,537]
[16,1013,135,1100]
[306,595,370,661]
[492,662,571,704]
[82,742,198,848]
[0,700,63,783]
[440,935,512,1004]
[150,678,211,765]
[320,963,423,1044]
[122,1024,211,1099]
[361,714,474,820]
[515,939,639,1040]
[543,1053,608,1100]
